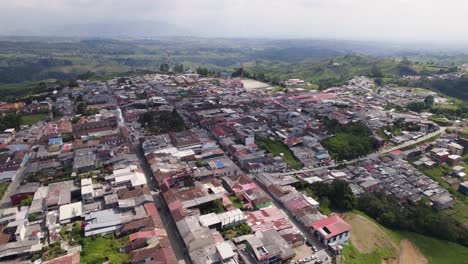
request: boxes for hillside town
[0,72,466,264]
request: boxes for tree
[310,180,357,211]
[68,79,78,87]
[370,65,383,78]
[424,95,435,107]
[196,67,209,77]
[0,114,22,131]
[232,68,244,78]
[159,63,170,72]
[173,64,185,73]
[374,78,383,86]
[28,213,37,222]
[406,101,426,112]
[77,71,95,80]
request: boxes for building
[310,215,351,245]
[447,142,464,155]
[459,181,468,196]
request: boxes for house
[458,181,468,196]
[447,142,464,155]
[447,155,462,165]
[452,165,466,178]
[59,202,83,224]
[310,215,351,245]
[429,194,454,210]
[73,148,97,173]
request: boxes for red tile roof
[310,215,351,239]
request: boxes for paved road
[268,127,446,177]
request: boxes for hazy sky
[1,0,468,43]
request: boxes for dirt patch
[384,240,428,264]
[292,244,314,261]
[241,79,272,90]
[396,240,427,264]
[342,213,398,254]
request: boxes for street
[134,143,189,264]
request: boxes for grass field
[392,231,468,264]
[342,242,396,264]
[80,236,130,264]
[256,138,303,170]
[342,211,468,264]
[0,182,9,200]
[21,113,46,125]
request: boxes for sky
[1,0,468,44]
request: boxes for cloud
[1,0,468,43]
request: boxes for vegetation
[357,191,468,247]
[229,196,243,209]
[344,210,468,264]
[77,102,98,116]
[430,116,453,126]
[296,180,357,211]
[28,213,38,222]
[21,113,46,125]
[19,195,33,206]
[0,114,22,131]
[222,223,252,239]
[81,235,130,264]
[139,109,186,135]
[342,241,396,264]
[61,221,84,246]
[256,138,303,170]
[40,242,66,261]
[0,182,9,200]
[199,199,225,214]
[392,231,468,264]
[321,120,377,161]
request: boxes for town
[0,71,466,264]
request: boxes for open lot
[241,79,272,90]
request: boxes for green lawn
[80,236,130,264]
[392,231,468,264]
[256,138,303,170]
[348,211,468,264]
[0,182,9,200]
[21,113,46,125]
[229,196,243,209]
[342,241,396,264]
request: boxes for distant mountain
[1,21,187,38]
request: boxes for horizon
[2,0,468,46]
